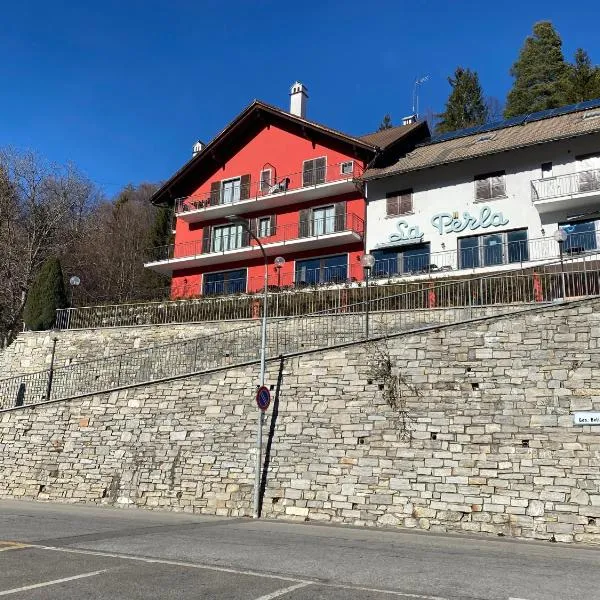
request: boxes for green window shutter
[240,174,251,200]
[210,181,221,206]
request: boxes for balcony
[531,168,600,213]
[175,161,363,223]
[145,213,364,273]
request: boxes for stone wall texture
[1,299,600,544]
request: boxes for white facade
[365,134,600,278]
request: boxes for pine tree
[504,21,568,117]
[378,114,393,130]
[23,257,67,331]
[562,48,600,104]
[435,67,488,134]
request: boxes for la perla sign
[431,206,509,235]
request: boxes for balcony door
[222,177,241,205]
[212,223,244,252]
[295,254,347,285]
[312,205,335,236]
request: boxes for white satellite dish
[69,276,81,286]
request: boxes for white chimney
[290,81,308,118]
[192,140,205,157]
[402,114,417,126]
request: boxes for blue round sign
[256,385,271,411]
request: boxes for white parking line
[0,569,107,596]
[252,582,312,599]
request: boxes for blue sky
[1,1,599,198]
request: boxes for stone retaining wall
[1,299,599,543]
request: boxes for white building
[363,102,600,279]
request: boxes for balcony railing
[531,168,600,202]
[174,161,363,216]
[146,213,364,264]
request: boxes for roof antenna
[412,75,429,119]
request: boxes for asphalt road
[0,500,599,599]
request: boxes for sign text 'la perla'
[431,206,509,235]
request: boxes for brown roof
[360,122,423,147]
[363,108,600,180]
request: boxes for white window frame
[259,169,272,193]
[212,222,244,252]
[221,176,242,205]
[257,216,271,238]
[312,204,336,236]
[340,160,354,176]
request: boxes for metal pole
[365,267,370,338]
[46,336,58,401]
[559,241,566,300]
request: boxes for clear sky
[1,0,599,198]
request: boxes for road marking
[0,570,107,596]
[28,544,310,583]
[0,542,29,553]
[252,582,312,599]
[320,582,449,599]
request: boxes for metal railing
[146,213,364,264]
[174,161,363,215]
[4,264,600,410]
[531,168,600,201]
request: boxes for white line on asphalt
[252,582,312,599]
[0,569,108,596]
[320,582,449,600]
[29,544,310,583]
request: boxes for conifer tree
[504,21,567,117]
[562,48,600,104]
[435,67,488,134]
[377,114,393,131]
[23,257,67,331]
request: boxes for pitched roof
[363,103,600,181]
[360,122,423,147]
[151,101,427,205]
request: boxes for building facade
[363,102,600,280]
[145,83,425,297]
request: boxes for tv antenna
[412,75,429,118]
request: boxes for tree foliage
[23,257,67,331]
[562,48,600,104]
[378,114,393,131]
[505,21,568,117]
[435,67,488,134]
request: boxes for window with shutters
[221,177,241,204]
[474,171,506,201]
[257,217,271,238]
[386,190,413,217]
[302,157,326,187]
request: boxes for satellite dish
[69,276,81,286]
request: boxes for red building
[146,83,427,297]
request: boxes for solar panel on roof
[425,96,600,147]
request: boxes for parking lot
[1,500,600,599]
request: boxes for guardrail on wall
[3,266,598,411]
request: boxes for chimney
[402,114,417,126]
[192,140,205,157]
[290,81,308,118]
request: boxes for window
[221,177,241,205]
[211,223,245,252]
[260,169,272,193]
[372,243,431,277]
[258,217,271,238]
[203,269,247,296]
[386,189,413,217]
[576,153,600,193]
[340,161,354,175]
[295,254,347,285]
[558,220,598,253]
[458,228,528,269]
[541,162,553,178]
[302,157,326,187]
[312,205,335,235]
[474,171,506,201]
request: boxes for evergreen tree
[562,48,600,104]
[378,114,393,130]
[504,21,568,117]
[23,257,67,331]
[435,67,488,134]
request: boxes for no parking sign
[255,385,271,411]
